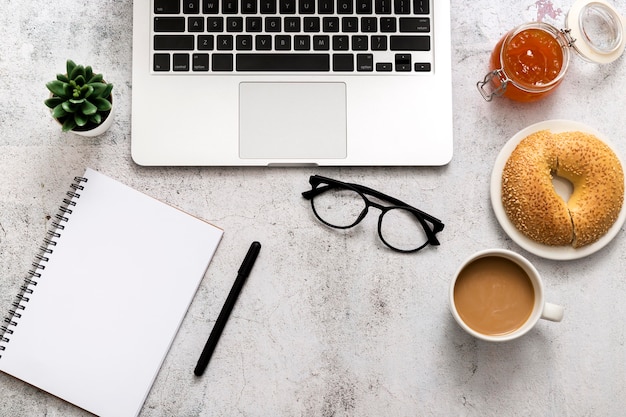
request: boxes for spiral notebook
[0,168,223,417]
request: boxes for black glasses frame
[302,175,444,253]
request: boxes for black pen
[194,241,261,376]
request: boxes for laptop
[131,0,453,166]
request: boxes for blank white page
[0,168,223,417]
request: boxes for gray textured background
[1,0,625,416]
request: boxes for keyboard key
[255,35,273,50]
[188,17,205,32]
[226,17,244,32]
[400,17,430,32]
[413,0,429,14]
[294,35,311,50]
[333,54,354,71]
[299,0,316,14]
[237,54,330,71]
[390,35,430,50]
[342,17,358,32]
[395,53,411,71]
[313,35,330,50]
[357,53,373,71]
[155,0,180,14]
[280,0,297,13]
[212,54,234,71]
[246,17,263,32]
[285,17,301,32]
[318,0,334,13]
[332,35,349,50]
[222,0,238,13]
[414,62,431,71]
[356,0,373,14]
[237,35,253,50]
[173,53,190,71]
[203,0,219,13]
[303,17,321,32]
[242,0,258,13]
[361,17,377,32]
[153,53,170,71]
[376,62,392,71]
[351,35,368,50]
[323,17,339,32]
[217,34,234,49]
[371,35,387,50]
[275,35,291,50]
[192,54,210,71]
[207,17,224,32]
[184,0,200,13]
[154,17,185,32]
[337,0,353,14]
[266,17,282,32]
[154,35,195,50]
[393,0,410,14]
[375,0,392,14]
[172,54,189,71]
[261,0,277,13]
[380,17,396,32]
[198,35,215,50]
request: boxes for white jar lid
[566,0,626,63]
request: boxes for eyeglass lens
[311,187,366,228]
[311,187,429,251]
[379,207,429,251]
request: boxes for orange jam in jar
[479,23,571,102]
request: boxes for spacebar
[236,54,330,71]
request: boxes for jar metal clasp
[477,69,509,102]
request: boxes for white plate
[490,119,626,260]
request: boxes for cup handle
[541,302,564,322]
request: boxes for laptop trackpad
[239,82,347,159]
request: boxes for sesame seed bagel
[501,130,624,248]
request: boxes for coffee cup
[450,249,564,342]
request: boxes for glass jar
[477,0,625,102]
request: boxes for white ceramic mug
[450,249,564,342]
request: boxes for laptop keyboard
[152,0,433,73]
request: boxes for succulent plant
[44,60,113,132]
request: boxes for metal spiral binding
[0,175,88,357]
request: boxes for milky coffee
[453,256,535,336]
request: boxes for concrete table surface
[1,0,625,416]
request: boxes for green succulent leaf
[56,74,69,83]
[44,96,63,109]
[80,84,93,98]
[51,103,68,119]
[90,114,102,125]
[46,80,66,97]
[90,83,107,97]
[69,98,86,104]
[73,74,85,86]
[91,97,112,111]
[69,64,85,81]
[62,117,77,132]
[81,100,98,115]
[88,73,103,83]
[66,60,77,78]
[74,112,88,127]
[85,66,93,82]
[61,101,78,113]
[63,83,73,98]
[102,84,113,98]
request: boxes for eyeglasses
[302,175,444,253]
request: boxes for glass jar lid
[566,0,625,63]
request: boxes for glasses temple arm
[351,183,444,229]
